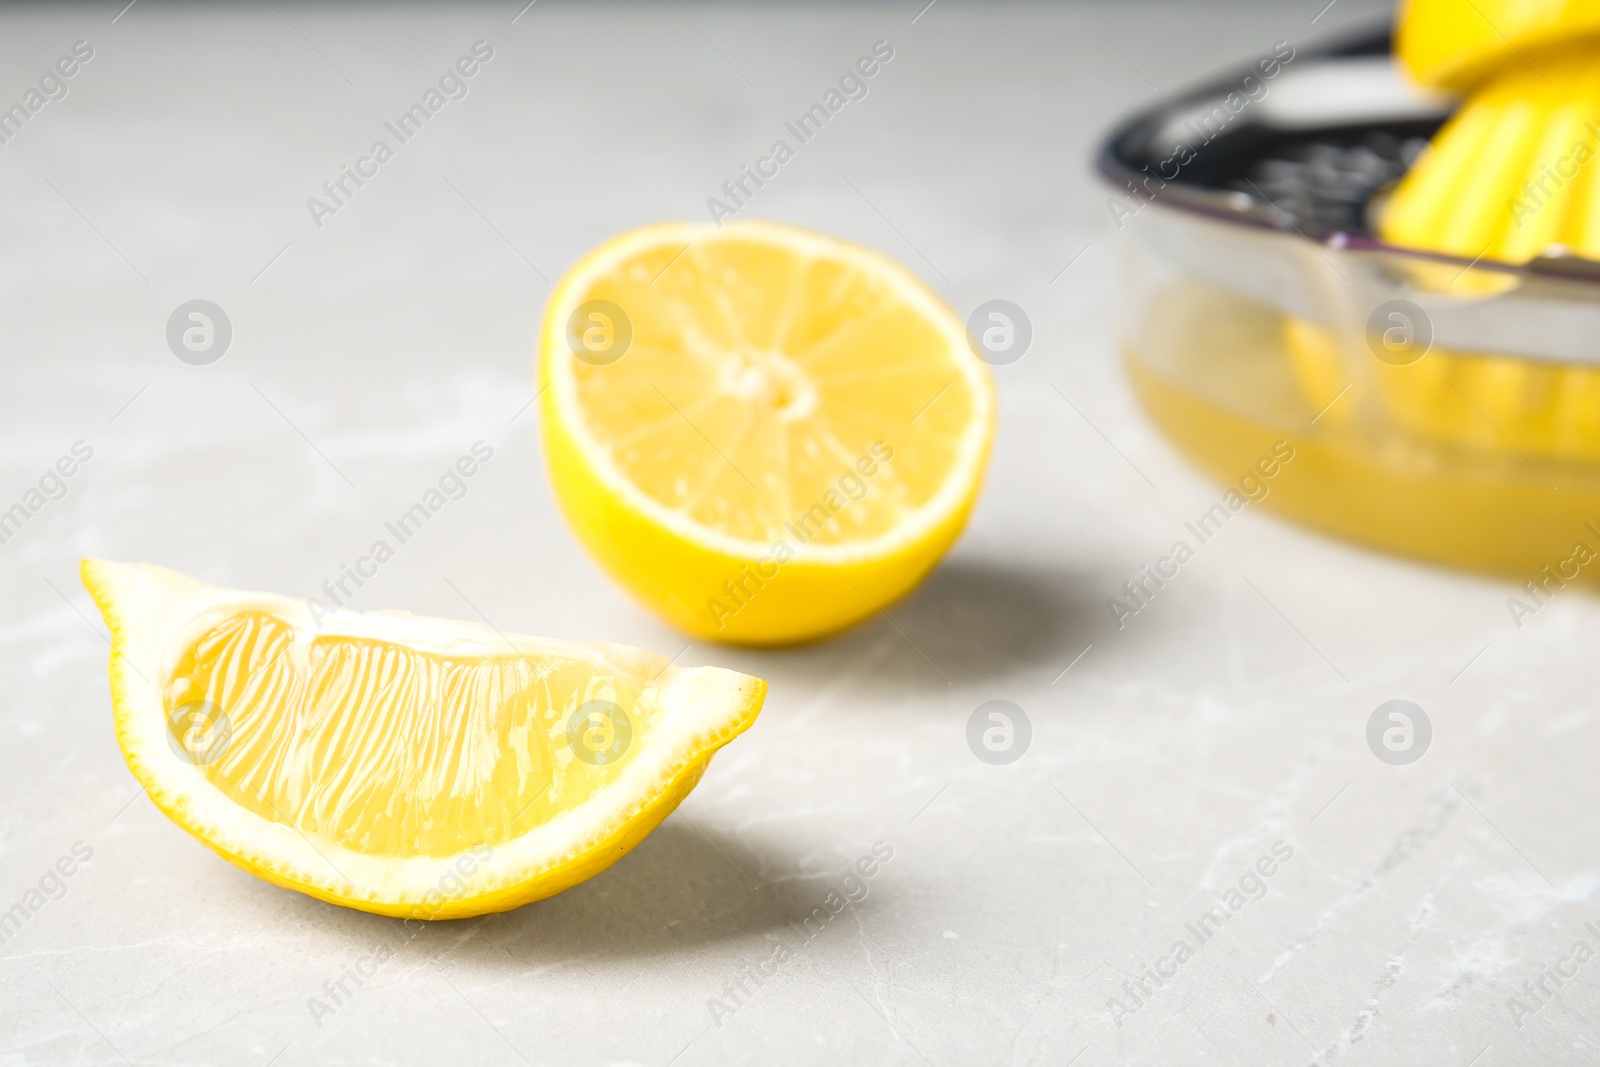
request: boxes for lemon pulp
[169,612,658,857]
[571,237,975,544]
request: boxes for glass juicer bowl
[1099,27,1600,585]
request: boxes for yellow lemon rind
[83,557,765,919]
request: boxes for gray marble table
[4,1,1592,1064]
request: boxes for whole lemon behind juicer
[1285,9,1600,462]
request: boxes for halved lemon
[83,558,765,919]
[539,220,997,645]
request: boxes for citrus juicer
[1098,17,1600,583]
[1292,3,1600,463]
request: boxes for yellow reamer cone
[1290,6,1600,461]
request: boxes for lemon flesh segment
[540,220,996,645]
[83,558,765,919]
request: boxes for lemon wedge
[538,220,996,645]
[82,558,765,919]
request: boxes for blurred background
[5,2,1598,1065]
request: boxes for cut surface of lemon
[83,558,765,919]
[539,220,996,645]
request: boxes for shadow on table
[410,820,840,969]
[748,556,1101,694]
